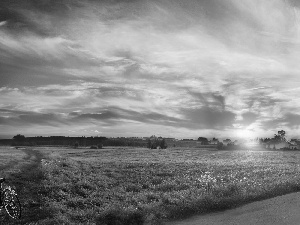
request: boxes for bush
[90,145,98,149]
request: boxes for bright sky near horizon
[1,0,300,139]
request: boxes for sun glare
[236,129,255,140]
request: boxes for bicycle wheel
[3,188,21,219]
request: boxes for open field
[0,147,27,176]
[1,146,300,224]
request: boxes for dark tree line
[103,138,147,147]
[10,135,108,147]
[7,134,152,148]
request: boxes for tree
[198,137,208,145]
[274,130,286,143]
[13,134,26,142]
[147,139,151,149]
[278,130,286,140]
[153,139,159,149]
[160,139,167,149]
[217,142,224,150]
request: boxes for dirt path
[166,192,300,225]
[0,147,43,175]
[0,147,52,224]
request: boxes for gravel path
[166,192,300,225]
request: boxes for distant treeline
[0,134,174,149]
[0,134,152,148]
[0,135,108,147]
[103,138,148,147]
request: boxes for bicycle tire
[3,188,21,219]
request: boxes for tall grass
[34,148,300,224]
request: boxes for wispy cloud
[1,0,300,138]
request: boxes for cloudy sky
[1,0,300,139]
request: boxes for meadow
[1,146,300,224]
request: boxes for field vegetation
[1,146,300,224]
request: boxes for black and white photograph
[1,0,300,224]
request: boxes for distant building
[288,143,300,150]
[288,140,300,150]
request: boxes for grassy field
[1,146,300,224]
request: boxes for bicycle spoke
[3,188,21,219]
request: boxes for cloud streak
[1,0,300,138]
